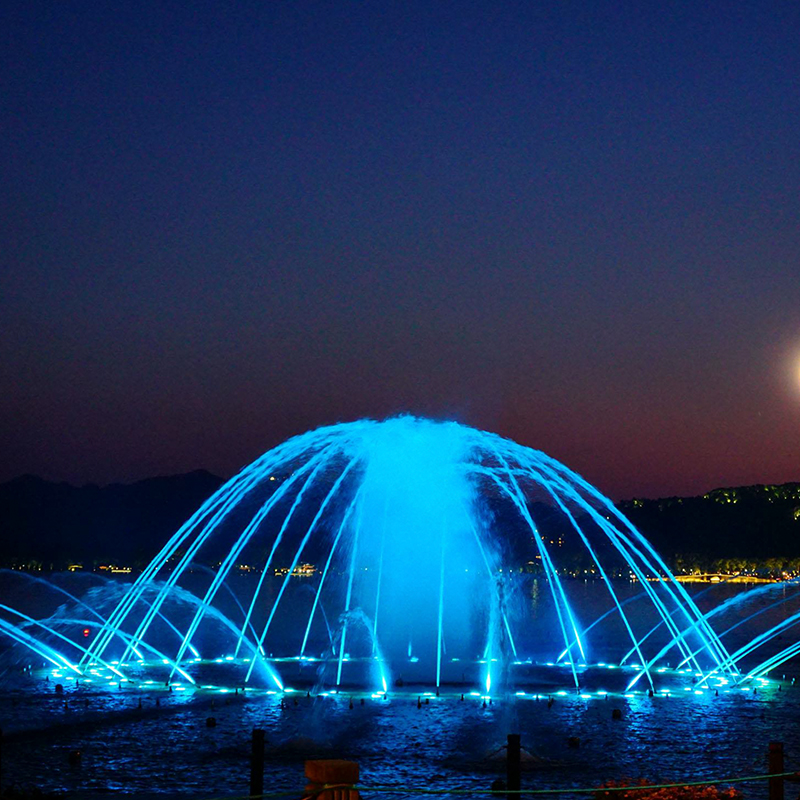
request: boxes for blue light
[0,417,742,699]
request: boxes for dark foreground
[0,673,798,800]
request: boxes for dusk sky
[2,1,799,499]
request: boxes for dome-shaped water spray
[80,416,732,694]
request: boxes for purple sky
[2,1,799,499]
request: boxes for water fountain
[4,417,800,797]
[46,415,729,695]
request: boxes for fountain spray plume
[28,415,729,695]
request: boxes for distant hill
[618,484,800,569]
[0,471,223,569]
[0,473,798,570]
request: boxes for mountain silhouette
[0,471,223,568]
[0,473,798,571]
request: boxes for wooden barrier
[250,728,265,798]
[506,733,521,800]
[306,759,360,800]
[769,741,784,800]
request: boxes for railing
[237,734,797,800]
[1,725,794,800]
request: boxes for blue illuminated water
[2,417,800,796]
[1,578,799,798]
[62,416,732,696]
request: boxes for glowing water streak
[482,570,498,695]
[502,468,587,664]
[5,574,163,662]
[12,574,195,662]
[299,489,362,658]
[530,456,704,673]
[462,511,518,659]
[84,465,263,665]
[244,459,357,683]
[104,469,267,665]
[1,605,108,673]
[173,448,339,677]
[87,578,201,659]
[629,605,754,692]
[234,446,342,657]
[620,584,714,689]
[435,514,447,688]
[520,462,655,691]
[299,585,335,654]
[594,520,701,670]
[631,582,800,689]
[619,580,738,666]
[484,626,493,694]
[540,452,731,670]
[337,493,365,686]
[79,417,734,690]
[88,578,276,685]
[189,563,260,648]
[89,426,342,668]
[535,470,694,664]
[502,609,517,659]
[715,578,800,613]
[372,497,389,655]
[150,582,282,688]
[677,587,800,669]
[556,568,725,663]
[524,454,714,685]
[744,639,800,681]
[558,591,650,662]
[12,610,196,683]
[476,462,586,668]
[0,615,77,673]
[6,604,195,683]
[109,429,345,665]
[1,571,106,624]
[481,442,583,688]
[28,571,199,661]
[696,609,800,688]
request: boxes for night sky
[2,1,799,499]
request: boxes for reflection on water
[0,673,797,799]
[1,579,799,798]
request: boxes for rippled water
[2,579,799,799]
[2,672,798,799]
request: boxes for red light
[83,628,90,638]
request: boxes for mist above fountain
[73,416,731,693]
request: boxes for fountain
[46,415,728,695]
[5,417,800,797]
